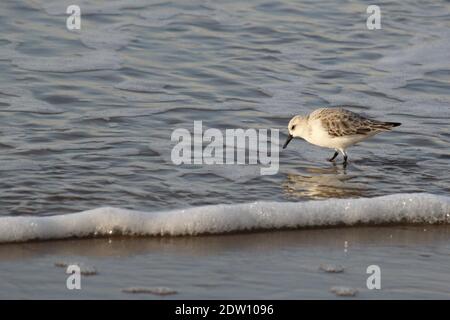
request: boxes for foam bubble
[319,264,345,273]
[54,261,98,276]
[330,286,358,297]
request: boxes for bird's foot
[327,151,339,162]
[343,155,348,168]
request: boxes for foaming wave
[0,193,448,243]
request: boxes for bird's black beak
[283,134,293,149]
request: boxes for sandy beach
[1,225,449,299]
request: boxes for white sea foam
[0,193,448,243]
[330,286,358,297]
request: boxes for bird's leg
[342,150,348,166]
[328,150,339,162]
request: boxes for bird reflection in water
[282,165,369,199]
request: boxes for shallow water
[0,0,449,216]
[0,0,450,300]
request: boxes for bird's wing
[315,108,389,137]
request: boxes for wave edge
[0,193,449,243]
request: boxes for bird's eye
[291,125,296,130]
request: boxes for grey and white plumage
[283,107,401,165]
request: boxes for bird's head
[283,115,307,149]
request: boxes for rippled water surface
[0,0,449,216]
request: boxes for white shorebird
[283,107,401,165]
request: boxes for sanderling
[283,107,401,165]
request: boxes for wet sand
[0,225,449,299]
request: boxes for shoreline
[1,193,448,243]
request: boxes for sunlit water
[0,0,449,217]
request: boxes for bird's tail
[383,122,401,129]
[372,121,401,131]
